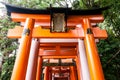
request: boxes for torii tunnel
[4,3,108,80]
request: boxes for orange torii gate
[4,3,108,80]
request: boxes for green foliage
[1,56,15,80]
[101,0,120,37]
[97,0,120,79]
[98,37,120,80]
[0,16,18,79]
[5,0,101,9]
[0,16,18,56]
[5,0,66,9]
[72,0,101,9]
[1,0,120,80]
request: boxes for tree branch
[107,49,120,64]
[81,0,90,8]
[91,0,95,7]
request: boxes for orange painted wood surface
[40,43,77,46]
[33,27,83,38]
[70,66,77,80]
[85,34,105,80]
[11,13,50,22]
[39,43,77,56]
[54,77,68,80]
[51,69,70,73]
[83,18,104,80]
[10,18,35,80]
[44,67,50,80]
[42,56,76,59]
[7,26,84,38]
[36,57,43,80]
[11,12,104,23]
[7,26,107,39]
[92,27,108,39]
[75,56,81,80]
[39,49,77,56]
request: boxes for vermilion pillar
[83,18,104,80]
[44,67,50,80]
[11,18,35,80]
[75,56,81,80]
[70,66,77,80]
[36,56,43,80]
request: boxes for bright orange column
[83,18,104,80]
[11,18,35,80]
[49,69,52,80]
[36,56,43,80]
[75,56,81,80]
[70,66,77,80]
[44,67,50,80]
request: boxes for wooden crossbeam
[7,26,107,39]
[43,63,76,66]
[39,49,77,56]
[11,13,104,23]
